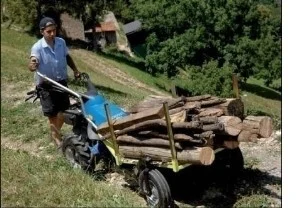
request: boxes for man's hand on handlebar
[28,57,39,72]
[25,89,39,102]
[73,69,81,79]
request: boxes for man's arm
[29,44,40,72]
[66,54,80,78]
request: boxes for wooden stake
[163,102,179,172]
[104,103,121,165]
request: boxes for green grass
[234,194,275,207]
[241,77,281,129]
[104,57,171,93]
[1,148,144,207]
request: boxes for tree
[130,0,281,93]
[3,0,38,27]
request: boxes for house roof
[123,20,142,35]
[101,22,116,31]
[84,21,116,33]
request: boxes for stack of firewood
[96,95,273,165]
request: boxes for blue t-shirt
[30,37,69,85]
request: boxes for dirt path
[239,132,281,206]
[70,49,167,96]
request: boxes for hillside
[1,28,281,207]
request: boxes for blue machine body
[83,94,128,126]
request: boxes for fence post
[232,73,240,99]
[171,83,177,98]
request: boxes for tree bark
[169,110,187,122]
[184,94,212,102]
[199,98,226,107]
[214,98,244,118]
[217,116,242,136]
[116,135,183,150]
[198,108,224,117]
[133,131,202,143]
[127,96,184,113]
[243,116,273,138]
[237,130,258,142]
[119,146,215,165]
[197,116,218,124]
[97,106,164,134]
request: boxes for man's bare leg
[49,113,65,147]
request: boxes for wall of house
[104,31,117,45]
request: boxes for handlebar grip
[27,90,36,95]
[25,94,35,102]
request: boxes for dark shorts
[37,80,70,117]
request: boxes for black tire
[139,169,173,208]
[62,134,94,172]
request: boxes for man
[28,17,80,148]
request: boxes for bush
[269,78,281,92]
[176,61,234,97]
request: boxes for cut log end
[199,147,215,165]
[259,117,273,138]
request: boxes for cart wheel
[139,169,173,208]
[62,134,94,172]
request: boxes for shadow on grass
[241,82,281,101]
[162,166,281,208]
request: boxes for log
[237,130,258,142]
[97,106,165,134]
[194,131,215,146]
[202,123,224,132]
[116,135,183,150]
[199,98,226,107]
[119,146,215,165]
[127,96,174,113]
[169,110,187,122]
[135,131,202,143]
[167,97,186,109]
[184,94,211,102]
[194,131,214,139]
[102,119,208,139]
[214,98,244,118]
[214,135,240,149]
[218,116,242,136]
[198,108,224,117]
[243,116,273,138]
[128,96,185,113]
[169,107,184,115]
[198,116,218,124]
[199,147,215,165]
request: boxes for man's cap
[39,17,56,29]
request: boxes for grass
[234,194,274,207]
[241,77,281,129]
[1,148,144,207]
[1,27,281,207]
